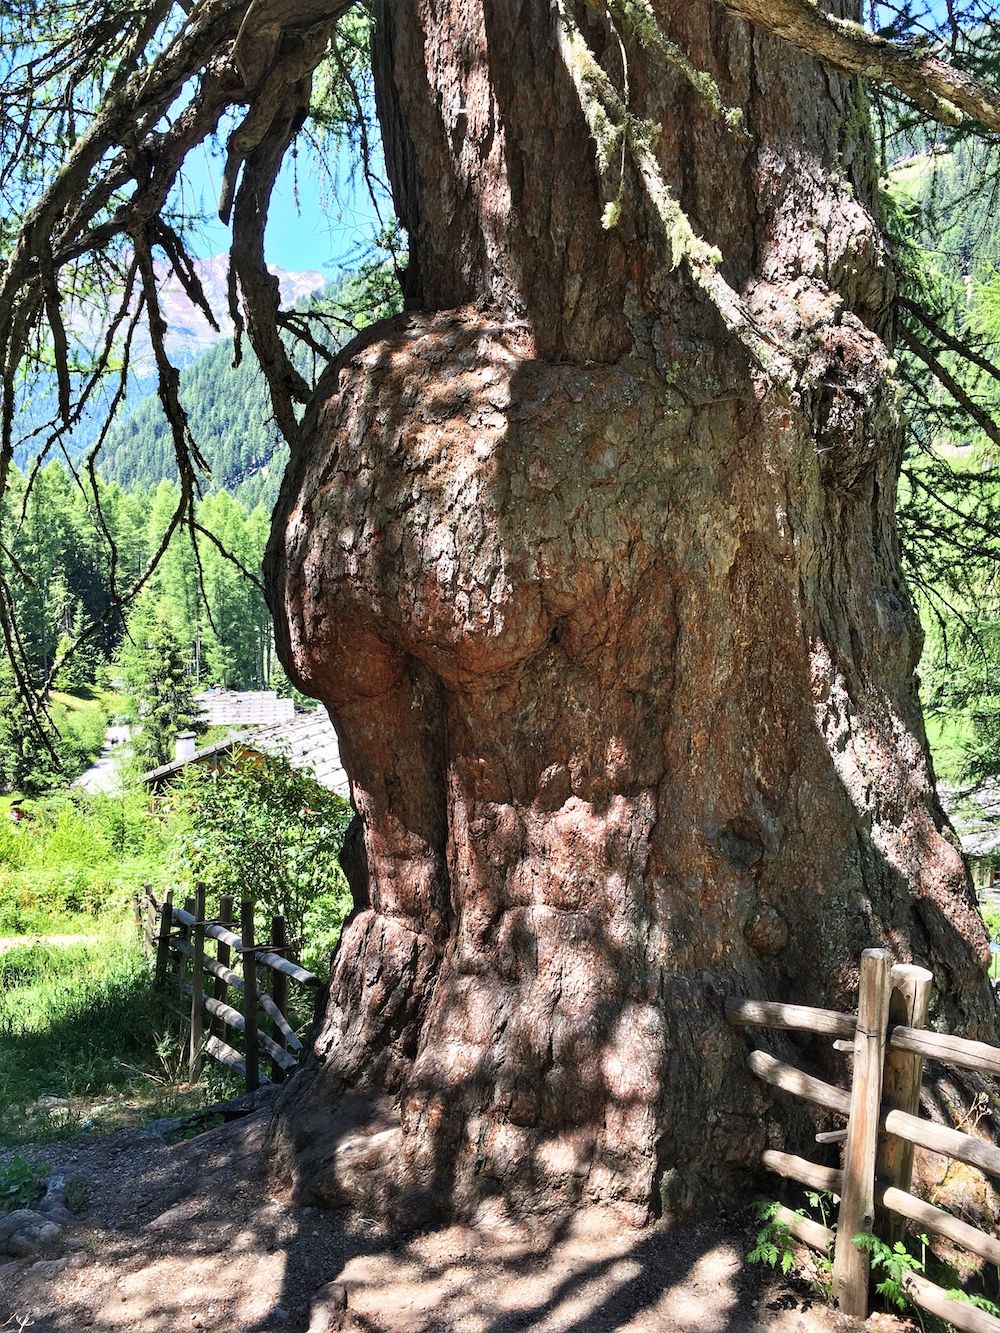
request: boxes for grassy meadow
[0,929,238,1144]
[0,755,351,1144]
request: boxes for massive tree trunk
[265,0,995,1226]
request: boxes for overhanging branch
[713,0,1000,132]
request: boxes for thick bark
[265,0,995,1226]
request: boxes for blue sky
[176,134,390,277]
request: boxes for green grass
[0,925,235,1144]
[0,788,176,934]
[50,686,103,713]
[924,710,975,785]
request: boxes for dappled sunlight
[307,1213,761,1332]
[0,1102,837,1332]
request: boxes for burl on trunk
[265,0,993,1225]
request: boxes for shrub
[169,754,353,959]
[0,789,175,933]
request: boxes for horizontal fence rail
[139,886,321,1093]
[729,949,1000,1330]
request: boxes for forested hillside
[9,257,325,476]
[97,260,401,506]
[888,136,1000,783]
[0,252,404,792]
[98,333,292,509]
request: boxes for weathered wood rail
[728,950,1000,1331]
[138,886,321,1092]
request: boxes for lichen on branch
[607,0,746,137]
[713,0,1000,132]
[555,1,790,381]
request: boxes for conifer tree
[4,0,1000,1220]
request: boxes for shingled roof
[243,711,350,796]
[139,707,350,799]
[194,689,296,729]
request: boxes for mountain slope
[11,257,326,476]
[99,333,295,508]
[69,254,326,370]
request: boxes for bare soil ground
[0,1111,910,1333]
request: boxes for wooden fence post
[269,914,289,1084]
[189,883,206,1083]
[875,962,933,1245]
[174,895,195,990]
[241,899,259,1093]
[154,888,174,990]
[832,948,892,1320]
[213,893,234,1039]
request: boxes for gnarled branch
[712,0,1000,131]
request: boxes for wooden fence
[728,949,1000,1331]
[138,886,322,1092]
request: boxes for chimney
[175,731,197,763]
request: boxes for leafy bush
[981,901,1000,942]
[169,754,353,960]
[0,1157,49,1212]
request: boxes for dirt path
[0,1111,909,1333]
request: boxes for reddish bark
[265,0,995,1225]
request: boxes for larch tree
[2,0,1000,1224]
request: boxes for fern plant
[854,1232,924,1312]
[747,1200,797,1276]
[947,1289,1000,1320]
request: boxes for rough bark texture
[265,0,996,1226]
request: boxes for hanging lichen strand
[554,0,791,381]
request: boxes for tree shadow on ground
[0,1093,840,1333]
